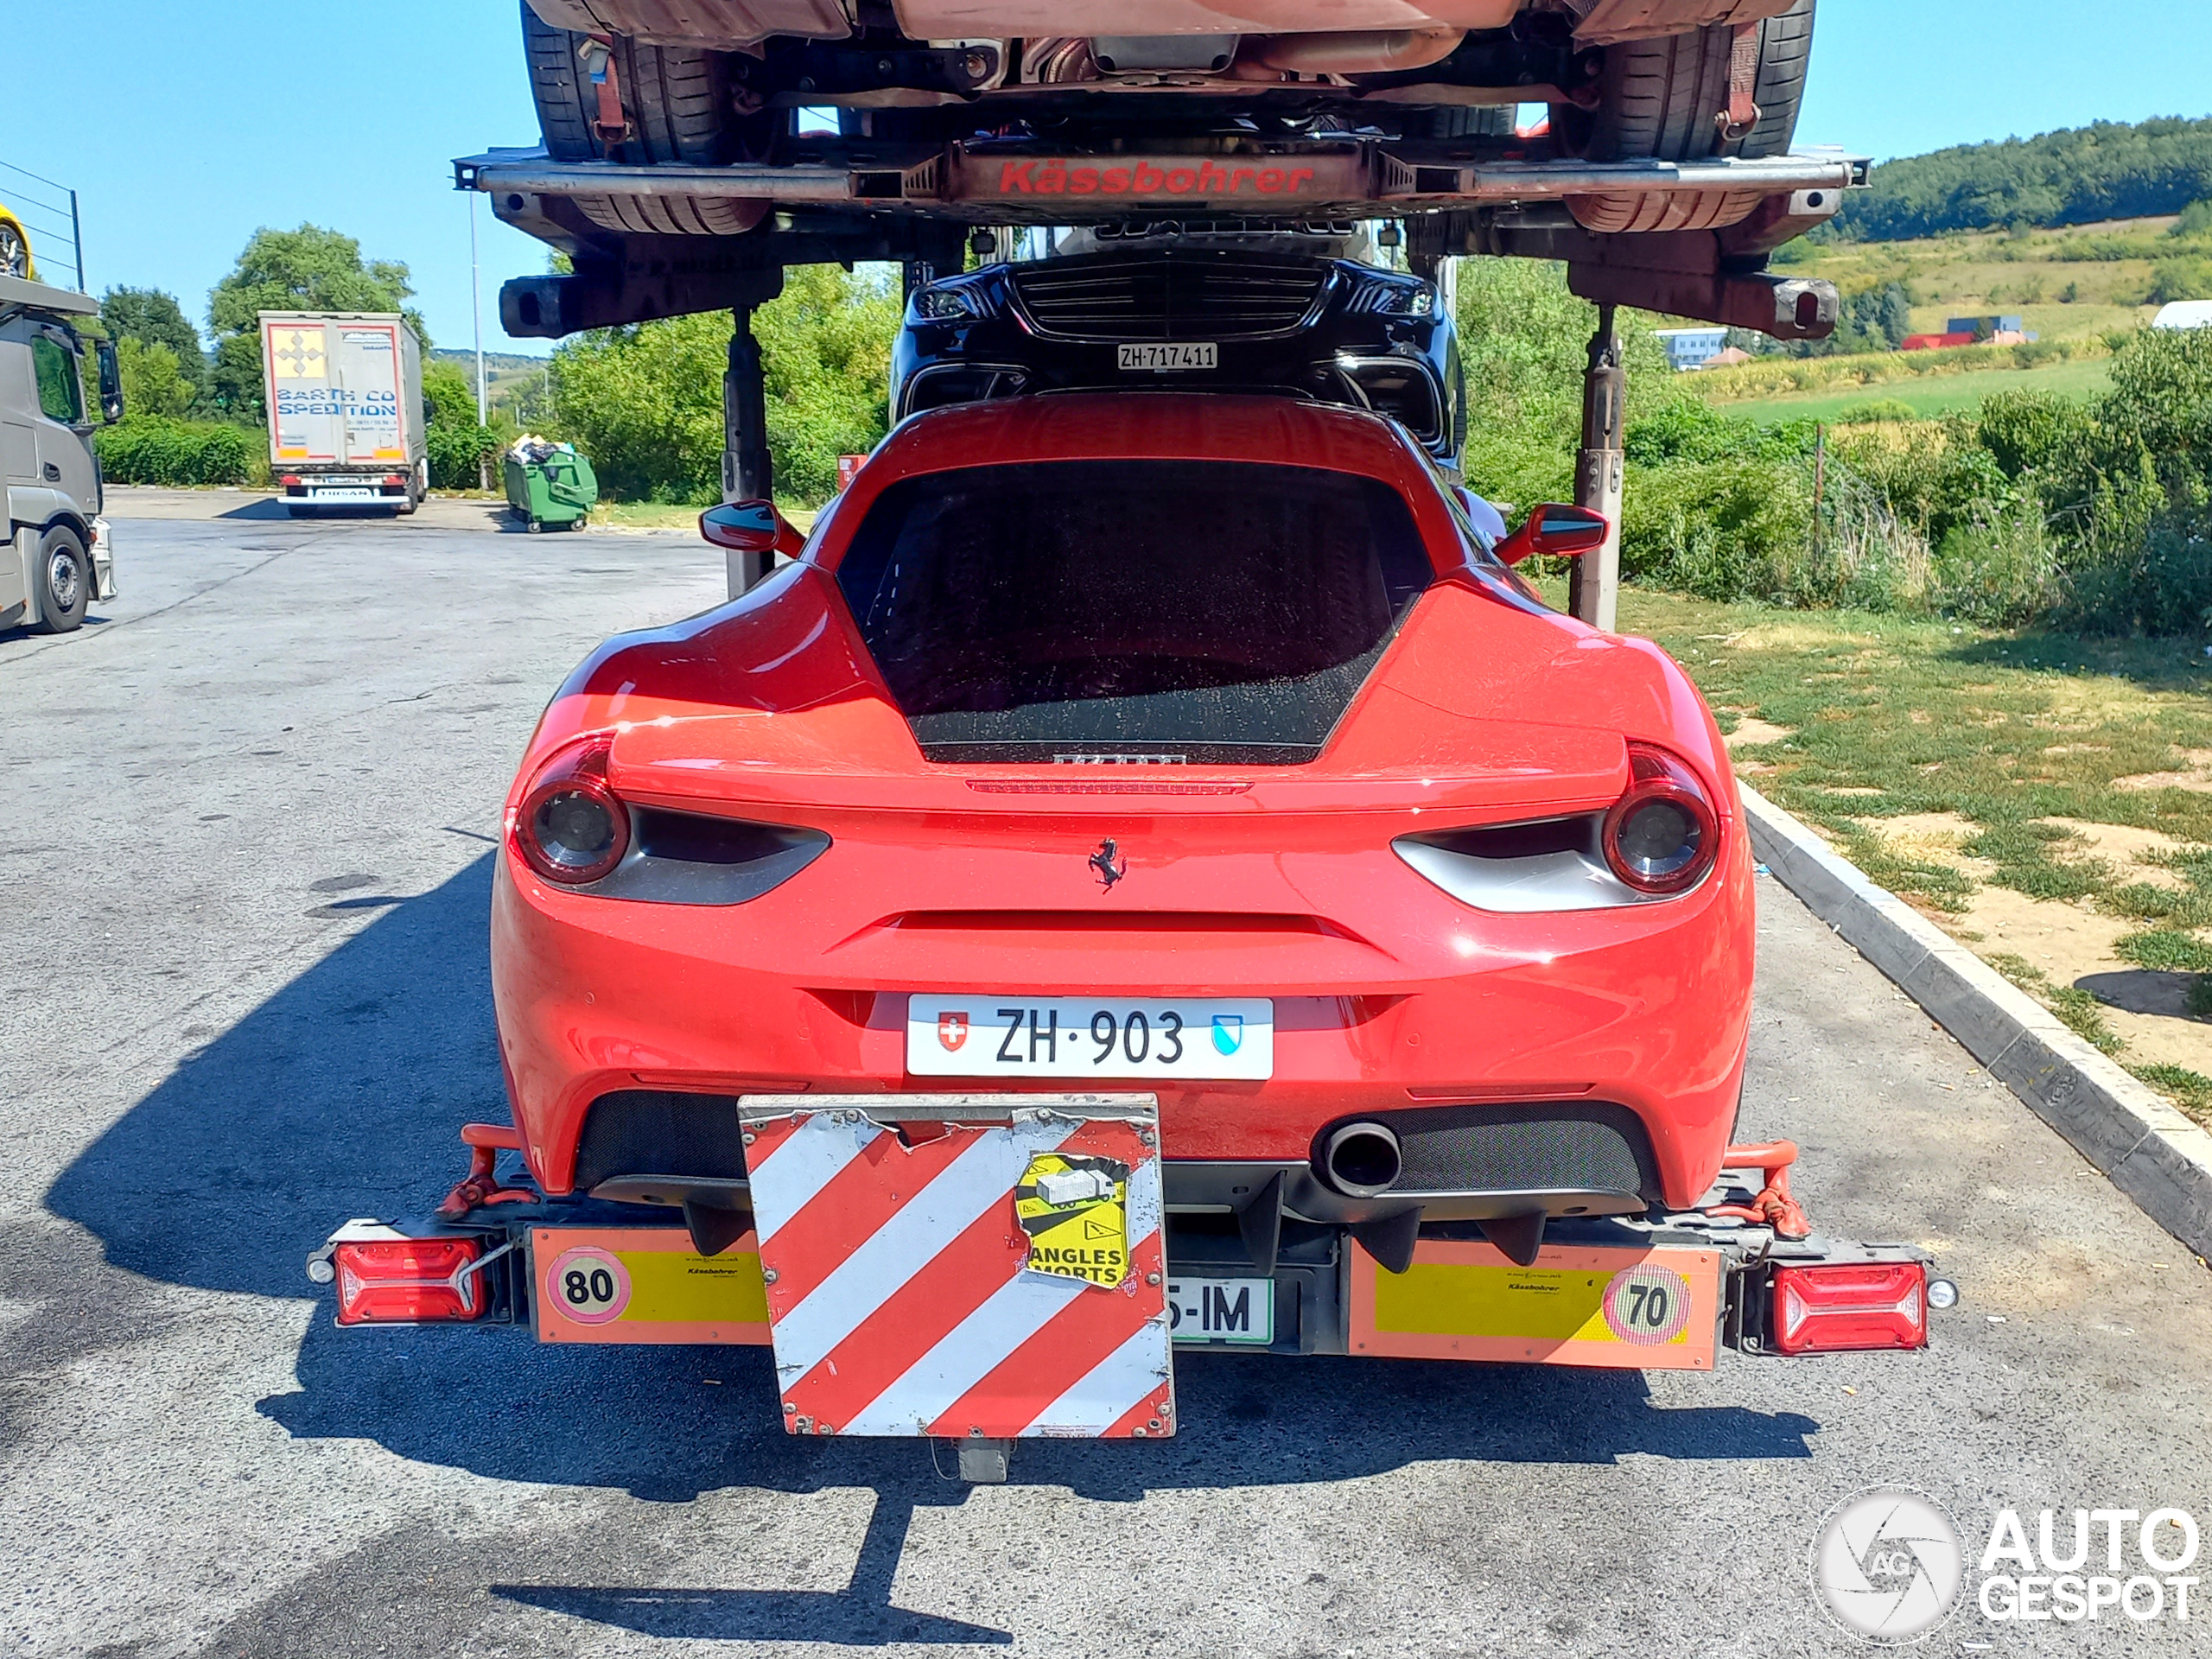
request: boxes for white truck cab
[2,275,119,633]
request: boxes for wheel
[0,220,28,280]
[520,1,729,166]
[1566,0,1813,162]
[569,515,588,531]
[394,491,417,516]
[525,518,543,534]
[520,2,775,235]
[1557,0,1814,232]
[31,525,89,633]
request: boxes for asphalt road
[7,518,2211,1659]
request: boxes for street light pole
[470,191,488,428]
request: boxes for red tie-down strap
[1718,22,1763,143]
[1707,1139,1813,1239]
[435,1122,542,1219]
[582,35,630,147]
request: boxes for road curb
[1738,782,2212,1262]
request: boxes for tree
[205,226,427,420]
[114,337,196,420]
[99,287,206,396]
[422,360,506,489]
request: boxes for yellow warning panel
[1348,1241,1720,1371]
[1014,1153,1130,1287]
[532,1226,772,1345]
[270,327,326,378]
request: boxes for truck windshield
[31,334,83,425]
[834,458,1433,764]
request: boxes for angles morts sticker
[1014,1153,1131,1288]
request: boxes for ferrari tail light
[1771,1261,1929,1354]
[514,736,630,886]
[1603,742,1719,895]
[333,1237,487,1325]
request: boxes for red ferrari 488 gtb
[318,392,1942,1455]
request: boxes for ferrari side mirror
[700,499,782,553]
[1495,503,1611,566]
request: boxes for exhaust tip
[1321,1121,1402,1198]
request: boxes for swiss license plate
[1168,1276,1274,1345]
[1117,342,1217,371]
[906,996,1272,1079]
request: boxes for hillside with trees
[1836,117,2212,242]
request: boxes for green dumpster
[503,444,599,531]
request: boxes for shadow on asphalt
[48,860,1821,1646]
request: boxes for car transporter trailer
[308,5,1958,1483]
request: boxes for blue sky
[5,0,2208,359]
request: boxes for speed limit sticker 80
[544,1243,632,1325]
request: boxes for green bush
[2150,256,2212,305]
[1831,397,1920,425]
[422,360,505,490]
[1620,456,1815,601]
[96,418,257,486]
[1929,498,2061,626]
[549,265,900,508]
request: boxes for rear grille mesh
[1011,256,1329,341]
[1321,1104,1659,1199]
[573,1090,747,1192]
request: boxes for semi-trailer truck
[260,311,429,516]
[2,273,118,634]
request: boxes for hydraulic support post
[1569,302,1624,632]
[723,303,775,597]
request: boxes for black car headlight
[1348,274,1436,316]
[907,275,1001,323]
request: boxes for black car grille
[1011,256,1329,341]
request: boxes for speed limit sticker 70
[545,1244,632,1325]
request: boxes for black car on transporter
[888,234,1467,469]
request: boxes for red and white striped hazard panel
[739,1093,1173,1440]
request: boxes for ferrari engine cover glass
[835,459,1432,764]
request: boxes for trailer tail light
[1770,1261,1928,1354]
[333,1236,488,1325]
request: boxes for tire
[521,0,728,167]
[571,192,769,237]
[31,526,89,633]
[0,220,28,280]
[1558,0,1814,232]
[1573,0,1813,162]
[1400,105,1518,142]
